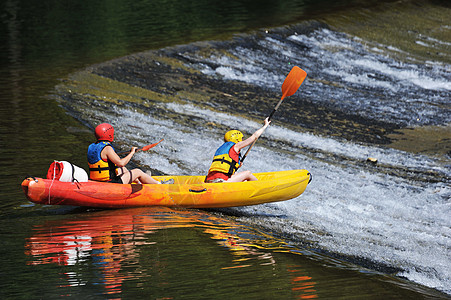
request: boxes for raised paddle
[118,139,164,155]
[240,66,307,164]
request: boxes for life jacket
[207,142,241,177]
[87,141,118,181]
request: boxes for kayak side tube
[21,170,311,208]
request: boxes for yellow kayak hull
[22,170,311,208]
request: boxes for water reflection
[25,207,318,299]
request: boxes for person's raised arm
[234,118,271,152]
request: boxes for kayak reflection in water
[87,123,170,184]
[24,207,318,299]
[205,118,271,183]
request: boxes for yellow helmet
[224,130,243,143]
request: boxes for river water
[1,0,450,298]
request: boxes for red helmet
[95,123,114,142]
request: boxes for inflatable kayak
[22,170,311,208]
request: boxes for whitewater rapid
[87,101,449,294]
[57,24,450,294]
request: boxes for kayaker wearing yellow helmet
[88,123,167,184]
[205,118,271,183]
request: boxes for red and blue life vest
[207,142,241,177]
[87,141,118,181]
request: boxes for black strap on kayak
[23,175,37,182]
[189,188,207,193]
[70,163,75,182]
[70,163,82,189]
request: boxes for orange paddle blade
[141,139,164,151]
[281,66,307,100]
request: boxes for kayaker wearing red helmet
[205,118,271,183]
[88,123,163,184]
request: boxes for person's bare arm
[101,146,137,167]
[234,118,271,152]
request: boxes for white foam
[78,25,451,294]
[82,97,451,295]
[188,28,450,127]
[238,159,451,295]
[415,40,430,47]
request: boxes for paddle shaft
[240,66,307,164]
[267,98,285,121]
[240,109,275,164]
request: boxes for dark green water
[1,0,449,298]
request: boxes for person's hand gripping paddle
[117,139,164,155]
[240,66,307,164]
